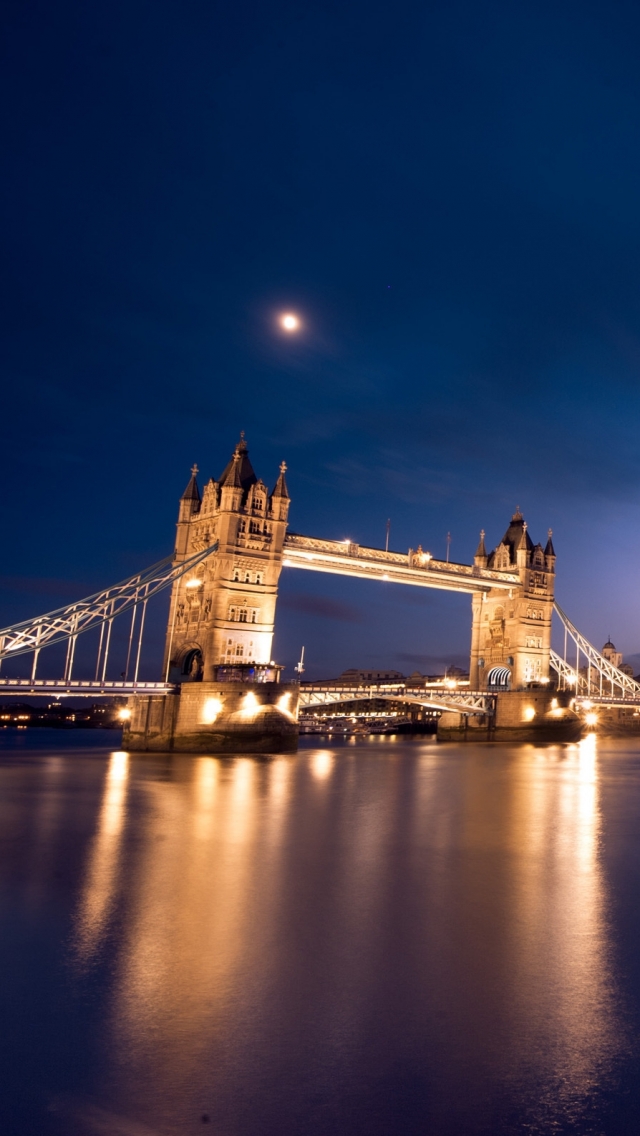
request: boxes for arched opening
[181,648,204,682]
[487,666,511,690]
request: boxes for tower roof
[271,461,290,499]
[181,464,201,503]
[500,508,534,559]
[219,433,258,492]
[475,530,487,558]
[545,529,555,557]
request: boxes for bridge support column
[470,511,556,692]
[164,437,290,685]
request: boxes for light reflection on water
[0,735,636,1135]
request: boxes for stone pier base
[123,680,300,753]
[438,689,582,743]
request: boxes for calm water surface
[2,731,640,1135]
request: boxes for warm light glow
[280,313,300,331]
[73,750,129,963]
[118,708,132,721]
[241,691,260,717]
[202,697,223,724]
[185,578,201,588]
[310,750,334,780]
[382,573,390,580]
[523,706,536,721]
[585,712,598,728]
[566,674,577,686]
[276,692,294,721]
[445,678,457,689]
[582,700,593,710]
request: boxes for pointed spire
[181,463,201,503]
[475,529,487,559]
[222,449,243,489]
[272,460,289,499]
[545,528,555,557]
[516,520,529,551]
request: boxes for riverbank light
[202,697,223,724]
[118,708,131,721]
[585,711,598,728]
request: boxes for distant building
[333,669,405,685]
[601,639,634,677]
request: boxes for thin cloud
[279,593,364,623]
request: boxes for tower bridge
[0,435,638,748]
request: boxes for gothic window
[245,571,251,582]
[255,572,263,584]
[494,606,504,621]
[250,609,258,624]
[239,609,248,623]
[228,606,237,621]
[250,519,261,534]
[236,644,244,657]
[233,568,240,581]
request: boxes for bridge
[0,436,638,744]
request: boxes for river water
[2,731,640,1135]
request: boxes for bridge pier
[123,675,300,753]
[438,689,580,742]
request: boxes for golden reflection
[111,755,265,1075]
[73,751,129,963]
[95,742,624,1132]
[310,749,334,780]
[502,733,621,1115]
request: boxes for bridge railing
[551,603,640,700]
[0,542,218,687]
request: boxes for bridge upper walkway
[283,533,520,593]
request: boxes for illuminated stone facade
[469,510,556,691]
[163,435,290,682]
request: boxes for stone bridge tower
[163,435,290,682]
[469,510,556,691]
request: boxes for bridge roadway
[299,681,495,717]
[0,678,174,698]
[283,533,520,594]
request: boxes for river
[1,730,640,1135]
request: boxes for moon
[280,313,300,332]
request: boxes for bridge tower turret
[470,509,555,691]
[163,436,290,683]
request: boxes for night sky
[3,0,640,679]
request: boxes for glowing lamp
[118,708,132,721]
[202,697,223,724]
[241,692,260,717]
[585,712,598,728]
[523,706,536,721]
[185,578,201,588]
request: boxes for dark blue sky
[2,0,640,678]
